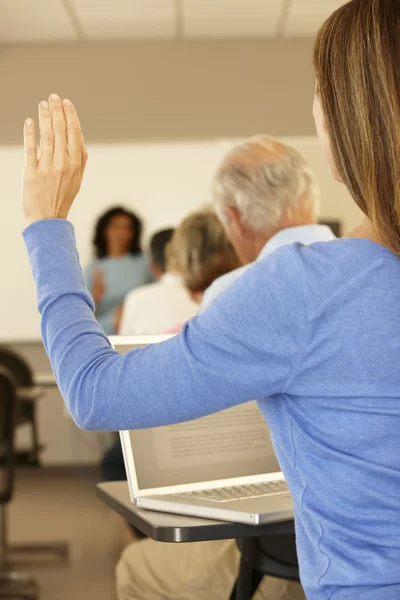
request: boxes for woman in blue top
[21,1,400,598]
[84,206,152,334]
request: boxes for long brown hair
[313,0,400,253]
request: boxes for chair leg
[28,409,40,465]
[0,504,8,571]
[0,506,39,599]
[234,554,255,600]
[232,538,261,600]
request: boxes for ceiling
[0,0,347,43]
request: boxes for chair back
[0,347,33,388]
[0,367,17,505]
[256,533,300,580]
[237,529,300,583]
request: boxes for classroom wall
[0,137,361,344]
[0,38,316,144]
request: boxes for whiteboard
[0,137,360,342]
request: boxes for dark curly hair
[150,228,175,273]
[93,207,143,259]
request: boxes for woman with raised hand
[22,2,400,597]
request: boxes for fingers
[38,101,54,168]
[36,93,86,177]
[62,99,83,163]
[23,118,37,169]
[49,94,67,168]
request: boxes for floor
[6,470,132,600]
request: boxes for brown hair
[167,209,240,293]
[313,0,400,253]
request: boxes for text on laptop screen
[128,402,280,490]
[113,340,281,491]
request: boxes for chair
[0,347,68,561]
[0,367,39,599]
[0,348,43,467]
[230,522,300,600]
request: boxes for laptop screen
[113,338,281,491]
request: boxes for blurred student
[84,207,152,334]
[201,135,335,310]
[164,209,240,331]
[119,228,197,335]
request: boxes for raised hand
[22,94,88,227]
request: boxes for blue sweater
[24,219,400,600]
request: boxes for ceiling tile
[183,0,285,38]
[0,0,77,42]
[285,0,348,36]
[70,0,176,40]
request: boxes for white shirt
[119,273,198,335]
[201,224,336,312]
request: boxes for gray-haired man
[202,135,334,310]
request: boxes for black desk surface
[97,482,295,543]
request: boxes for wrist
[23,215,66,228]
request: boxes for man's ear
[224,206,245,238]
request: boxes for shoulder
[128,254,153,277]
[268,240,385,320]
[201,265,251,311]
[129,253,147,265]
[124,282,157,305]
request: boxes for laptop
[110,335,294,526]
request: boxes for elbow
[66,390,102,431]
[71,412,99,431]
[62,366,109,431]
[66,390,116,431]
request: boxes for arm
[21,94,308,432]
[24,218,307,431]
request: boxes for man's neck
[251,220,316,261]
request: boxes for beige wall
[0,38,315,144]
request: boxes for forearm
[23,221,248,430]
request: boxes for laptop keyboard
[173,480,289,504]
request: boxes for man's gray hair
[212,136,320,233]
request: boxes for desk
[97,481,295,543]
[34,373,57,388]
[98,482,296,600]
[17,386,45,402]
